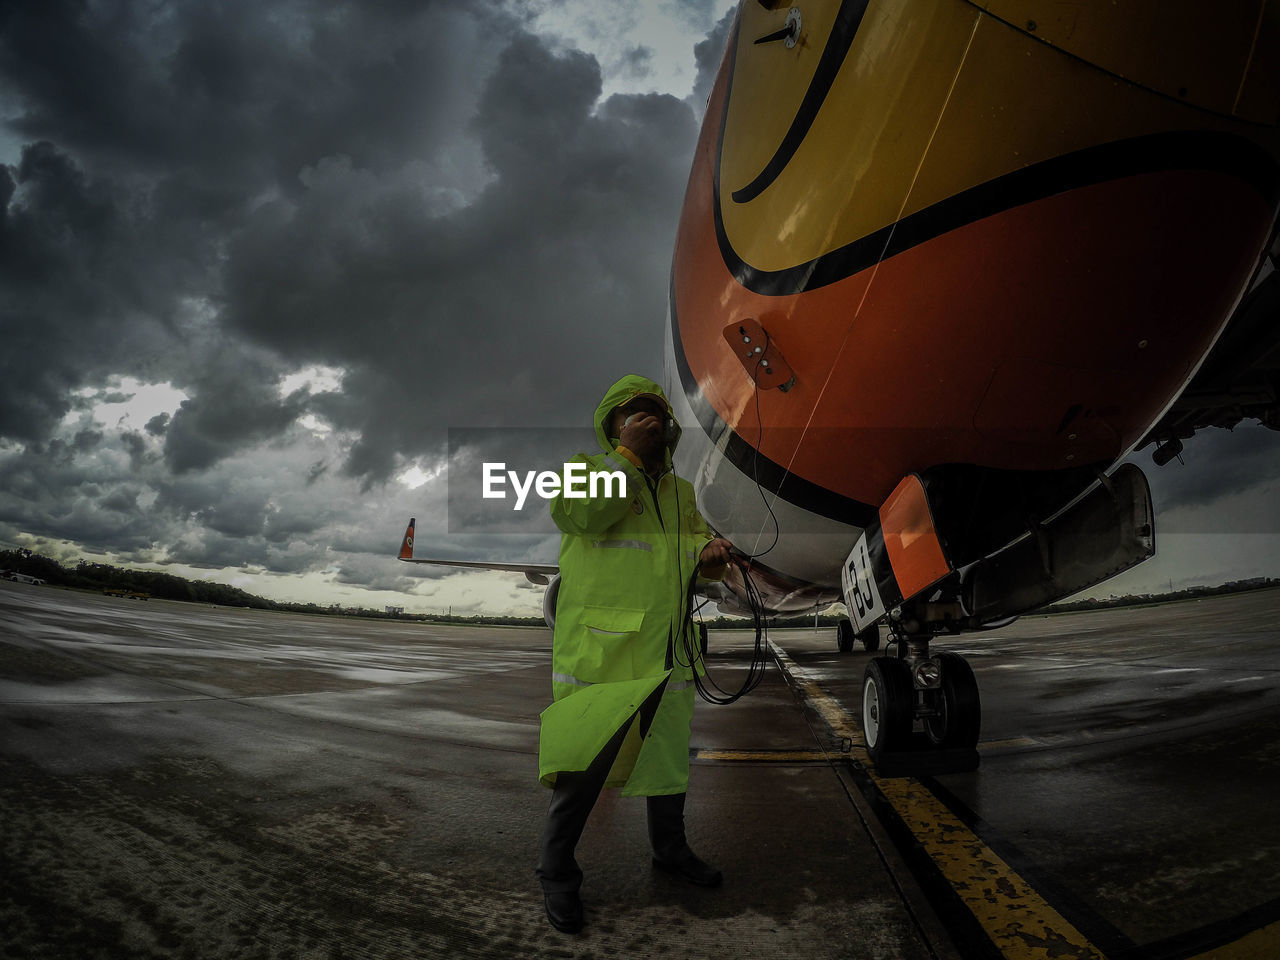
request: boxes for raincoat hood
[593,374,682,459]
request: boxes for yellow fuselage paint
[720,0,1279,273]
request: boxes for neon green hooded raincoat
[537,375,720,797]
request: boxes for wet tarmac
[2,580,1279,959]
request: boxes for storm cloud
[0,0,718,609]
[1,0,1275,613]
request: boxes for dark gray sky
[0,0,1275,614]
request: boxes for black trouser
[536,700,686,893]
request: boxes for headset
[622,411,679,448]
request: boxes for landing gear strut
[861,631,981,775]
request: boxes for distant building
[385,605,405,617]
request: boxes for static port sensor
[723,318,795,391]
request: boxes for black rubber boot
[543,889,584,934]
[535,717,638,932]
[536,770,597,893]
[647,792,723,887]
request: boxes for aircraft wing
[397,518,558,583]
[1140,258,1280,456]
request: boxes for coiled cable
[674,555,770,705]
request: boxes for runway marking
[874,776,1106,960]
[769,641,1106,960]
[762,645,864,748]
[691,748,832,763]
[769,640,1280,960]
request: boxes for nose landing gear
[861,632,981,776]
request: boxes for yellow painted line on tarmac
[766,641,1280,959]
[692,749,831,763]
[768,641,1106,960]
[764,644,864,747]
[874,775,1106,960]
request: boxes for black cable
[675,556,769,705]
[666,337,783,703]
[663,367,778,705]
[736,338,780,561]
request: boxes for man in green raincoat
[536,374,733,934]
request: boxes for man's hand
[699,538,733,568]
[619,412,664,460]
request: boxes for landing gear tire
[858,624,881,652]
[923,652,981,749]
[862,657,913,761]
[837,618,855,653]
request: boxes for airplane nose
[672,0,1280,512]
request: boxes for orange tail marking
[399,518,416,560]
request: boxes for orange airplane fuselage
[666,0,1280,610]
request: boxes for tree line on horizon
[1,549,275,609]
[4,548,1274,626]
[0,548,839,625]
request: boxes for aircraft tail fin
[399,518,416,560]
